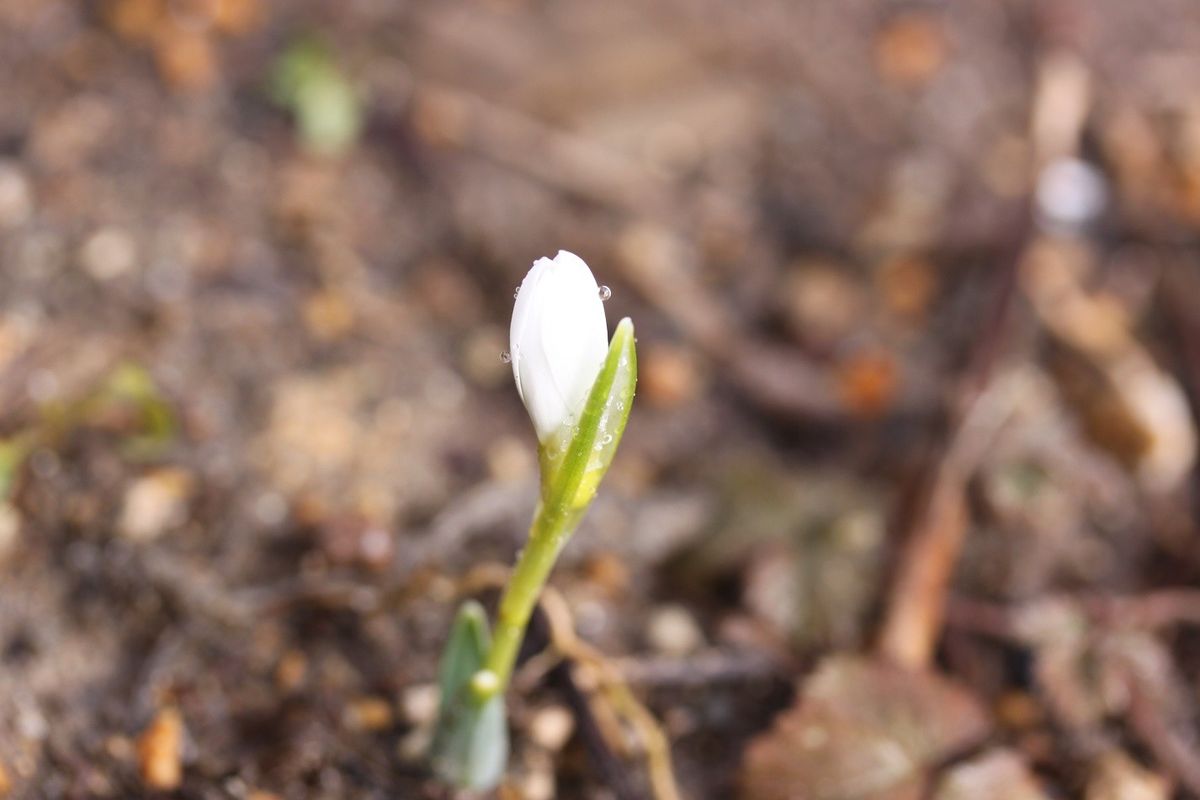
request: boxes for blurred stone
[981,135,1033,198]
[933,749,1050,800]
[877,256,936,322]
[275,650,307,691]
[0,503,20,566]
[118,468,192,542]
[79,227,137,281]
[138,707,183,791]
[211,0,261,34]
[105,735,136,762]
[858,154,953,253]
[104,0,164,43]
[645,604,705,657]
[1086,751,1168,800]
[397,727,432,762]
[153,23,217,91]
[836,349,899,417]
[641,343,702,408]
[994,691,1043,732]
[782,262,864,349]
[875,13,948,87]
[30,95,115,170]
[344,696,394,732]
[302,289,355,341]
[414,260,483,325]
[0,162,33,228]
[583,551,631,597]
[516,765,555,800]
[486,435,534,481]
[462,325,510,387]
[528,705,574,752]
[400,683,439,726]
[358,525,394,570]
[1036,157,1108,232]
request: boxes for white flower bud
[510,250,608,442]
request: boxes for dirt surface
[4,1,1200,798]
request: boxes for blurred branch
[875,221,1025,669]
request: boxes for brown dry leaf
[138,707,184,790]
[741,655,990,800]
[932,749,1050,800]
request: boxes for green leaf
[0,437,31,501]
[540,317,637,515]
[102,362,176,457]
[270,37,362,156]
[432,601,509,790]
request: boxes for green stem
[477,500,574,697]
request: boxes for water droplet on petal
[601,434,613,445]
[513,286,521,299]
[500,351,512,363]
[598,285,611,301]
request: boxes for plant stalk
[476,500,574,698]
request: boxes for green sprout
[431,251,637,790]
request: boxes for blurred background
[3,0,1200,797]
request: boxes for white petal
[509,251,608,440]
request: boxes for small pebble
[486,435,534,482]
[645,604,705,657]
[641,344,701,409]
[0,162,32,228]
[302,290,355,341]
[396,727,432,762]
[528,705,574,752]
[118,469,192,542]
[79,227,137,281]
[344,696,394,732]
[462,326,510,387]
[517,768,555,800]
[275,650,308,691]
[400,683,439,726]
[584,552,631,597]
[0,503,20,566]
[1036,157,1107,231]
